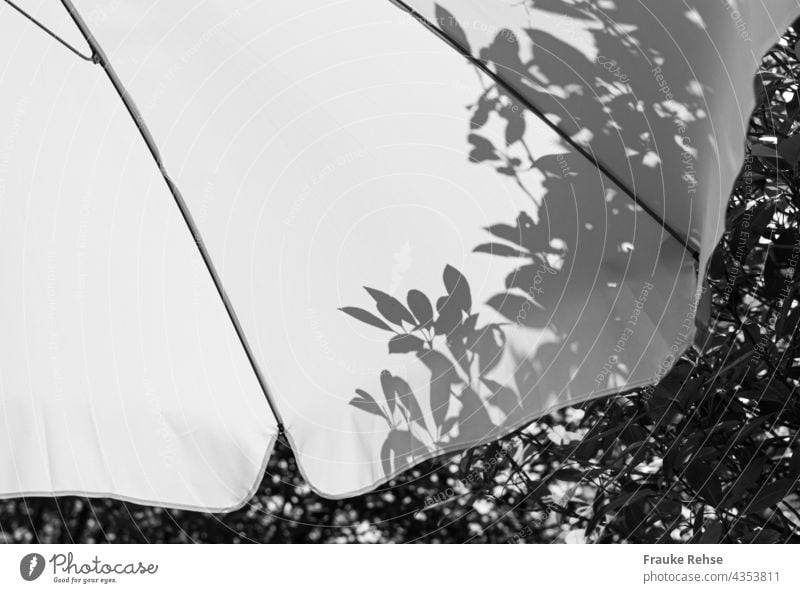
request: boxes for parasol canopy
[0,0,796,509]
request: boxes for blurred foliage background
[4,19,800,545]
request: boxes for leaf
[430,374,453,430]
[722,461,762,508]
[439,416,458,436]
[388,334,425,354]
[700,520,723,544]
[552,468,584,482]
[747,478,797,514]
[515,211,541,251]
[750,143,780,159]
[349,389,388,421]
[573,437,600,462]
[447,329,471,376]
[723,416,770,450]
[739,528,782,544]
[604,489,654,513]
[496,164,516,176]
[462,313,479,334]
[380,370,397,416]
[485,222,522,245]
[456,386,493,438]
[753,71,782,105]
[685,461,723,507]
[778,135,800,165]
[418,350,459,430]
[434,4,471,53]
[380,438,393,476]
[487,293,549,328]
[624,501,646,534]
[473,242,527,257]
[470,95,494,130]
[472,326,506,377]
[504,260,558,294]
[381,429,427,477]
[691,506,705,542]
[652,498,682,522]
[585,506,604,537]
[434,295,462,336]
[443,265,472,312]
[390,375,426,429]
[339,307,392,331]
[364,287,416,326]
[467,133,499,163]
[482,377,519,416]
[502,106,526,145]
[788,447,800,481]
[407,289,434,327]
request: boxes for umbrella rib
[389,0,700,260]
[2,0,94,62]
[59,0,286,433]
[51,0,698,440]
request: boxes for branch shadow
[339,1,696,475]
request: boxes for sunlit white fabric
[0,0,795,504]
[0,2,277,511]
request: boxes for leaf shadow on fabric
[338,1,697,479]
[459,0,708,246]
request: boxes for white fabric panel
[0,2,278,510]
[74,0,708,498]
[401,0,800,273]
